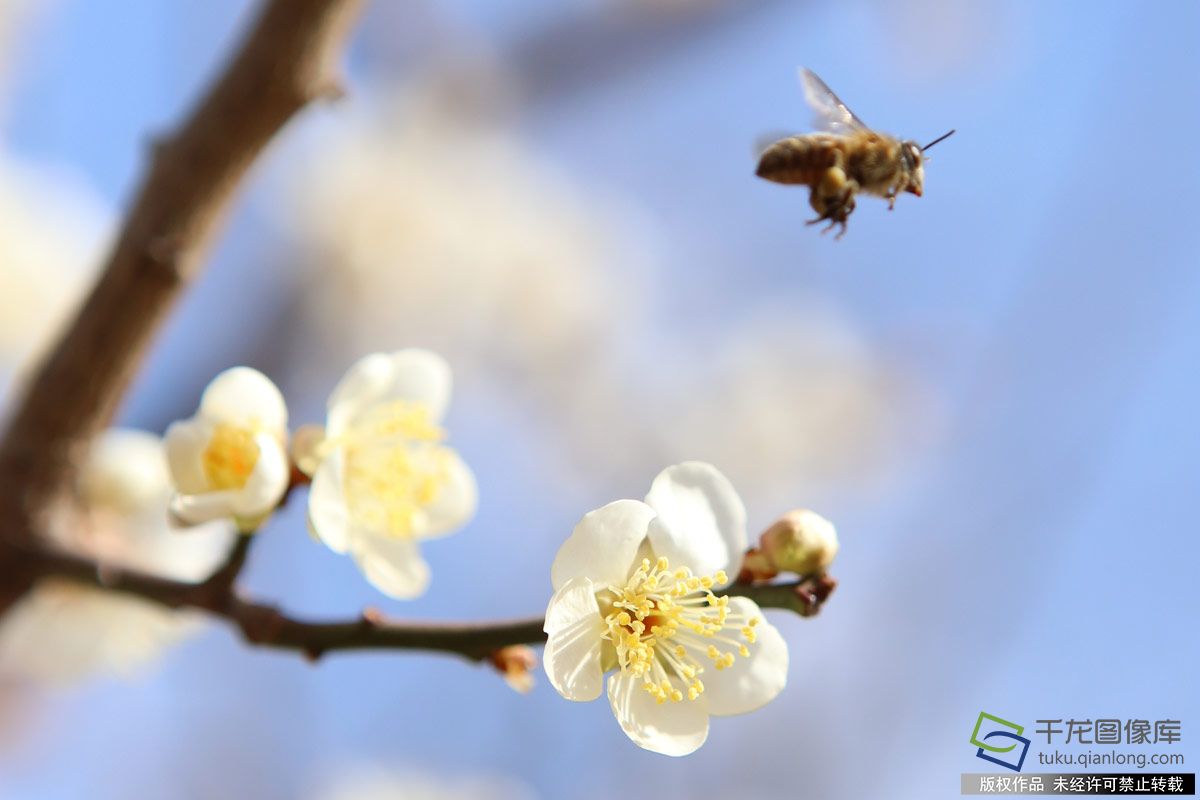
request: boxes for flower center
[201,423,260,491]
[337,401,453,539]
[601,556,760,704]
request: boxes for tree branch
[0,0,365,611]
[19,543,833,663]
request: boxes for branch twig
[20,544,833,663]
[0,0,365,611]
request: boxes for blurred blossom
[284,80,636,386]
[643,308,925,510]
[312,764,536,800]
[165,366,291,533]
[280,82,919,504]
[302,350,477,599]
[0,429,234,684]
[0,153,110,405]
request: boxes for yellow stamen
[202,423,260,490]
[337,401,454,539]
[599,555,759,703]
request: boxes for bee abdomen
[756,136,841,186]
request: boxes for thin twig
[202,534,257,596]
[0,0,365,613]
[20,544,832,663]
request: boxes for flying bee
[756,68,954,238]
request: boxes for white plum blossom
[301,350,477,599]
[544,462,789,756]
[165,367,290,532]
[0,429,234,683]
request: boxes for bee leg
[887,191,897,211]
[808,191,855,240]
[807,167,857,236]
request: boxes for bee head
[901,141,925,197]
[905,129,954,197]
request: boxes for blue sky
[1,1,1197,798]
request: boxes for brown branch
[0,0,365,610]
[202,533,257,595]
[18,543,831,663]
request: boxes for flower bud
[738,547,778,582]
[490,645,537,694]
[290,423,327,477]
[758,509,838,575]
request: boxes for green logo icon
[970,711,1031,772]
[971,712,1024,753]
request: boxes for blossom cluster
[165,350,477,599]
[4,346,838,757]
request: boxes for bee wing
[799,68,870,135]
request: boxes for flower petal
[198,366,287,435]
[171,490,241,525]
[412,448,477,540]
[702,597,789,717]
[308,450,350,554]
[550,499,655,591]
[543,577,605,702]
[326,350,451,438]
[607,671,709,756]
[644,462,746,580]
[229,432,290,518]
[80,428,168,513]
[350,533,430,600]
[164,419,210,495]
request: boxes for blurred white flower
[0,429,234,683]
[0,154,109,402]
[301,350,476,600]
[544,462,788,756]
[165,367,290,532]
[312,764,535,800]
[645,308,920,510]
[278,82,926,510]
[280,81,642,392]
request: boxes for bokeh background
[1,0,1198,797]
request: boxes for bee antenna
[921,129,956,151]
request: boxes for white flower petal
[229,432,289,518]
[327,349,451,437]
[607,671,710,756]
[163,419,210,495]
[80,429,167,512]
[308,451,350,554]
[171,490,241,525]
[350,533,431,599]
[701,597,789,716]
[550,499,655,591]
[198,366,287,434]
[0,582,194,684]
[412,448,477,540]
[543,577,605,702]
[645,462,746,580]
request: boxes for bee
[756,68,954,238]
